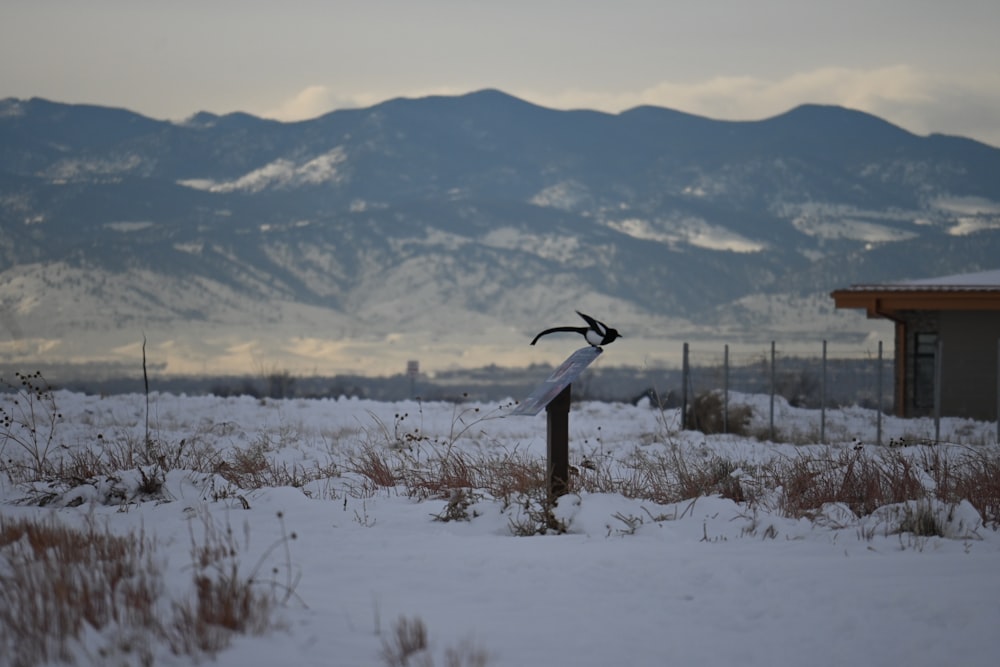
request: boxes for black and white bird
[530,311,622,347]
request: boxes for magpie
[530,311,622,347]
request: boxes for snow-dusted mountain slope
[1,91,998,374]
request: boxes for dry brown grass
[380,615,429,667]
[3,370,998,531]
[0,514,161,667]
[572,447,751,506]
[167,511,279,655]
[410,450,478,499]
[343,430,1000,530]
[5,372,996,526]
[920,446,1000,524]
[5,383,998,529]
[380,615,490,667]
[0,510,294,667]
[439,449,541,501]
[348,444,400,488]
[775,449,926,518]
[769,445,1000,525]
[347,443,547,502]
[218,444,337,491]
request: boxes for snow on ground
[1,389,999,666]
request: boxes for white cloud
[262,85,342,121]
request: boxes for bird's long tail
[530,326,587,345]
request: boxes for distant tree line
[8,355,890,409]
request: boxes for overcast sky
[3,0,999,146]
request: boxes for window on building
[913,332,938,410]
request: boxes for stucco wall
[939,311,1000,421]
[903,310,1000,421]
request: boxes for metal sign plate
[508,346,603,416]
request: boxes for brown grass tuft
[0,514,161,667]
[0,510,294,666]
[922,446,1000,524]
[349,445,399,488]
[776,449,927,518]
[380,615,491,667]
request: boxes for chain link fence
[678,340,897,444]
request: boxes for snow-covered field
[1,386,999,667]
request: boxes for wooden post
[769,341,776,441]
[546,383,572,498]
[877,340,883,447]
[681,342,689,430]
[933,338,943,443]
[820,339,827,444]
[723,344,729,434]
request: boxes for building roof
[831,269,1000,319]
[875,269,1000,289]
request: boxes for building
[831,270,1000,421]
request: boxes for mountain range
[2,89,999,377]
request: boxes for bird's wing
[575,311,606,335]
[530,326,586,345]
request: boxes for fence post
[723,344,729,434]
[876,340,883,447]
[769,341,776,441]
[821,340,827,444]
[682,342,689,430]
[996,338,999,445]
[933,338,943,443]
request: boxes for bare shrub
[506,488,570,536]
[432,488,482,522]
[687,391,752,436]
[0,371,62,479]
[777,369,821,408]
[363,409,431,451]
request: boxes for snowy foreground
[2,389,999,667]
